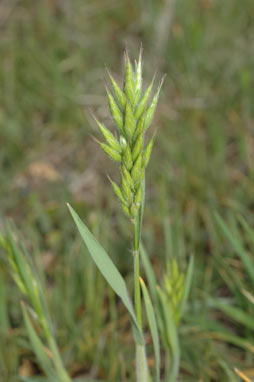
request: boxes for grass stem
[134,220,142,329]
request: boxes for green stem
[133,218,148,382]
[42,316,70,382]
[48,336,71,382]
[134,220,142,328]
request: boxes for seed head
[95,50,163,223]
[162,258,185,325]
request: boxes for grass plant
[0,0,253,380]
[0,225,71,382]
[68,50,164,382]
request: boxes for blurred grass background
[0,0,253,381]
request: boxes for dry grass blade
[234,368,252,382]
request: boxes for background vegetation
[0,0,253,380]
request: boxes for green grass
[0,0,254,381]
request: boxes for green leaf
[157,287,180,382]
[218,360,238,382]
[208,329,254,353]
[21,303,55,379]
[140,278,160,382]
[0,271,9,331]
[213,302,254,330]
[67,203,144,345]
[19,377,48,382]
[215,213,254,282]
[140,243,157,301]
[238,214,254,248]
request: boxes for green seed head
[162,258,185,325]
[95,49,163,223]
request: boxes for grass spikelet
[132,133,143,163]
[143,137,154,168]
[106,87,124,132]
[110,178,126,205]
[124,51,135,105]
[131,154,143,184]
[134,49,142,105]
[121,164,134,190]
[125,101,136,139]
[121,175,133,204]
[98,141,121,162]
[107,70,126,110]
[94,117,121,152]
[134,76,155,120]
[123,143,133,171]
[144,77,165,131]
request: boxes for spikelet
[107,70,126,110]
[124,52,135,105]
[134,76,155,120]
[94,117,121,152]
[133,50,142,105]
[143,137,154,168]
[95,49,163,223]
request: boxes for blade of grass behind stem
[205,330,254,353]
[212,302,254,330]
[140,277,160,382]
[67,203,144,345]
[219,360,239,382]
[238,214,254,248]
[163,217,173,261]
[133,177,149,382]
[0,271,9,331]
[140,244,157,296]
[156,287,180,382]
[21,303,55,379]
[136,344,149,382]
[215,214,254,282]
[19,378,48,382]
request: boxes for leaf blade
[67,203,144,345]
[140,278,160,382]
[21,303,55,379]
